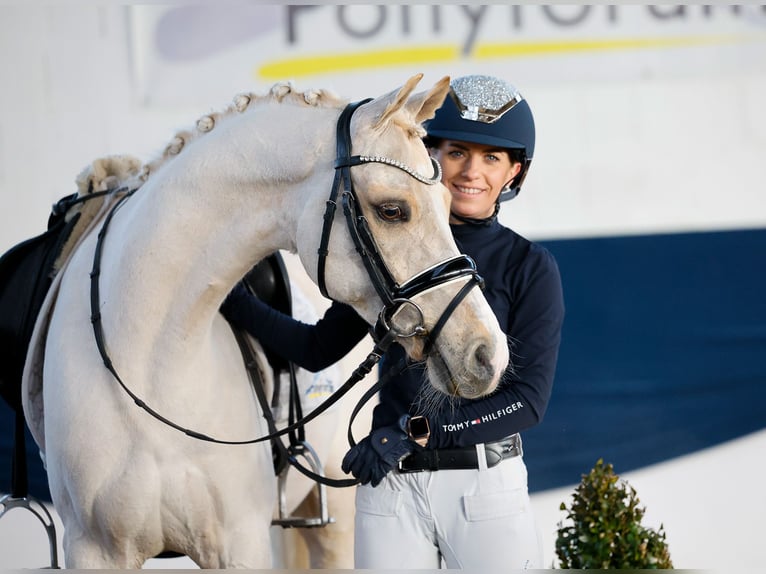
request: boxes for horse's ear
[373,73,424,130]
[411,76,451,124]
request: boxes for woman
[221,74,564,569]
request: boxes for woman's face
[431,140,521,222]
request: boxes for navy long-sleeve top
[220,218,564,450]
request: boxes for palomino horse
[20,75,510,568]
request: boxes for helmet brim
[425,127,529,155]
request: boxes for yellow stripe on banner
[256,35,756,80]
[258,45,460,80]
[474,35,743,59]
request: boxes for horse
[19,74,510,568]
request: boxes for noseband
[317,100,484,352]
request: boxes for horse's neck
[98,103,336,354]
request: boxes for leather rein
[87,100,485,487]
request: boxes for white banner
[131,4,766,107]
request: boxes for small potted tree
[555,459,673,569]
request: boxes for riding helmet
[425,75,535,201]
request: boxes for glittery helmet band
[425,75,535,157]
[449,75,524,124]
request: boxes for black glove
[341,415,419,487]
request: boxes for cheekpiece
[449,75,524,124]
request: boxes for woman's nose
[461,156,480,178]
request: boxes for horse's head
[298,75,509,399]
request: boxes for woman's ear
[504,161,522,188]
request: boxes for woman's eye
[378,203,405,221]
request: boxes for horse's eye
[378,203,406,222]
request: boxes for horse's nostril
[473,342,494,380]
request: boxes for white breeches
[353,454,542,569]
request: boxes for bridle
[86,99,486,477]
[317,99,484,352]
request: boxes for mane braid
[141,82,346,183]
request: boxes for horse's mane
[75,82,348,196]
[50,83,347,275]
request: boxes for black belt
[398,433,522,473]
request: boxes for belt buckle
[483,443,504,468]
[483,434,521,468]
[499,434,522,458]
[397,451,438,473]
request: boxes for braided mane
[76,82,347,195]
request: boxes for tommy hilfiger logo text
[441,401,524,433]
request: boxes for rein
[90,189,397,482]
[86,191,398,456]
[88,190,372,450]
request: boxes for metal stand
[271,441,335,528]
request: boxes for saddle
[0,198,81,412]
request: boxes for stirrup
[271,440,335,528]
[0,493,60,568]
